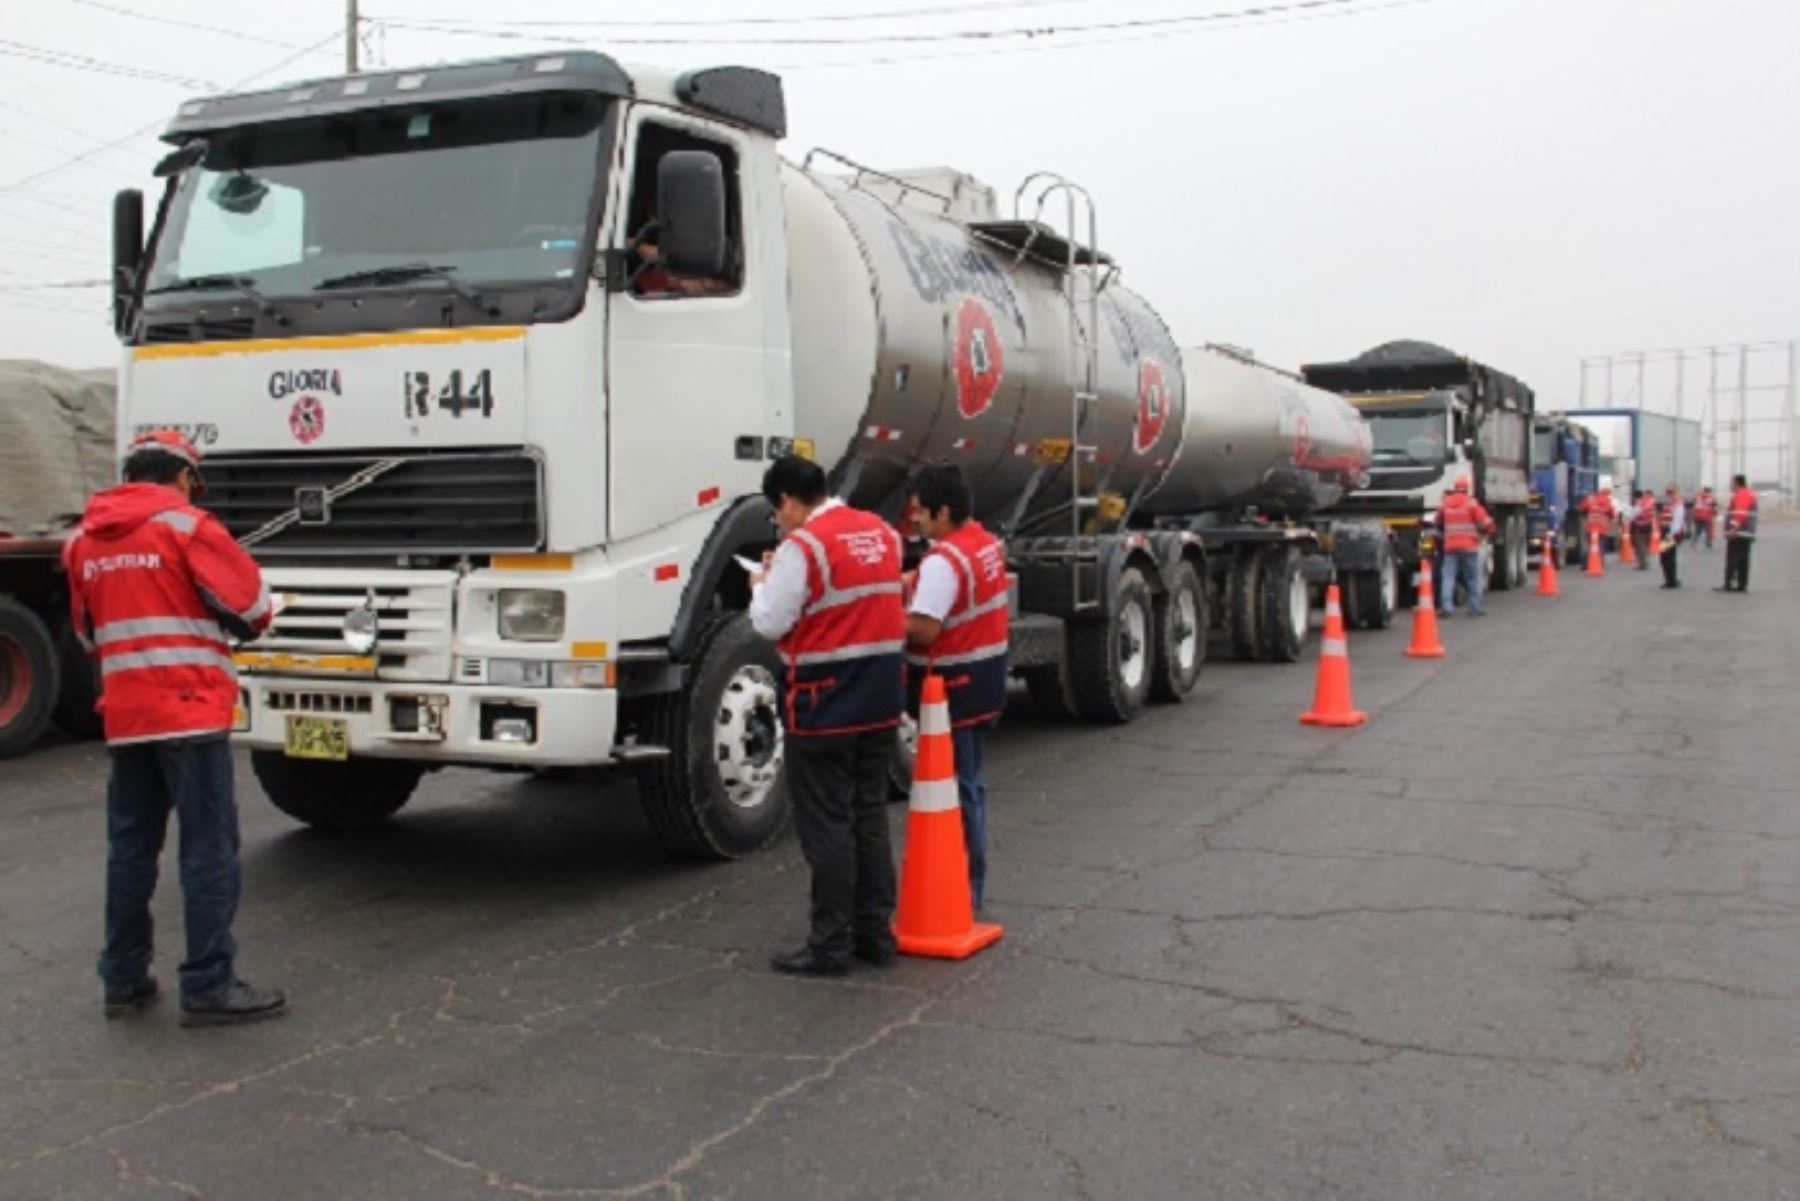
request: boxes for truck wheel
[1489,518,1513,592]
[251,752,424,829]
[1563,519,1584,568]
[1510,516,1530,588]
[1255,545,1309,663]
[1150,560,1205,703]
[53,622,103,739]
[636,613,790,859]
[1225,548,1261,661]
[1343,561,1396,632]
[0,598,60,759]
[1068,566,1153,724]
[886,714,917,801]
[1022,666,1071,718]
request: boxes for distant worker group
[1574,475,1756,593]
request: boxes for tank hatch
[969,221,1113,273]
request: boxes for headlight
[498,589,565,642]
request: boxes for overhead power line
[377,0,1395,46]
[0,38,218,89]
[385,0,1105,30]
[60,0,307,48]
[0,30,341,199]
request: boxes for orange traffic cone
[893,675,1003,960]
[1300,584,1366,727]
[1404,560,1447,659]
[1536,533,1561,597]
[1619,527,1636,565]
[1585,531,1606,576]
[1648,522,1663,557]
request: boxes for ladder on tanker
[1006,174,1108,615]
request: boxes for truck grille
[200,450,543,554]
[256,571,456,683]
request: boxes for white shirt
[909,551,960,623]
[1665,498,1686,537]
[749,498,843,640]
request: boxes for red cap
[125,428,203,471]
[1453,476,1471,492]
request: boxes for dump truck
[1528,413,1601,566]
[1303,341,1536,593]
[109,51,1375,856]
[0,362,113,757]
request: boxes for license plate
[283,715,348,762]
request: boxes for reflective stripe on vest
[777,506,906,734]
[907,521,1009,726]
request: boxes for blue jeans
[100,736,241,1002]
[1439,549,1485,614]
[951,725,989,909]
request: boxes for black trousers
[1724,537,1753,591]
[785,727,897,965]
[1631,527,1651,568]
[1659,541,1680,586]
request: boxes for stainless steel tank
[783,165,1367,526]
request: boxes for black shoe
[1660,582,1679,589]
[180,980,287,1028]
[853,939,898,968]
[1713,586,1732,592]
[103,977,159,1019]
[769,948,849,977]
[1467,609,1487,618]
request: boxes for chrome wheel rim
[715,664,783,810]
[1288,568,1309,645]
[1119,600,1148,692]
[1173,585,1200,675]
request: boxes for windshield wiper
[144,273,287,324]
[314,263,499,316]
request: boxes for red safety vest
[1726,487,1759,538]
[1436,493,1492,553]
[907,520,1010,728]
[1693,495,1716,523]
[1582,494,1614,534]
[63,483,271,745]
[777,504,906,736]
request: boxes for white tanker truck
[109,52,1386,858]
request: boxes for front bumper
[232,677,619,768]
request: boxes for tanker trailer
[1165,346,1394,652]
[111,51,1381,860]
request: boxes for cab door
[605,109,772,544]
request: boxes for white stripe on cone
[909,775,959,814]
[1321,637,1348,656]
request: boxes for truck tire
[1067,566,1153,724]
[1255,545,1309,664]
[53,622,103,739]
[1563,518,1584,568]
[0,597,60,759]
[1489,517,1513,592]
[635,613,790,859]
[1511,515,1530,589]
[1149,560,1205,703]
[251,752,424,829]
[1225,548,1261,661]
[1343,561,1397,632]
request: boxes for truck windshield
[144,92,609,301]
[1531,428,1557,466]
[1364,408,1448,467]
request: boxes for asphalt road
[3,526,1796,1200]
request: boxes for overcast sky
[1,0,1795,476]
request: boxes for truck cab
[112,53,803,856]
[1527,415,1599,565]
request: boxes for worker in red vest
[1717,473,1759,593]
[1691,487,1718,550]
[62,430,287,1026]
[1432,476,1496,616]
[904,464,1010,911]
[1580,486,1616,557]
[750,455,906,976]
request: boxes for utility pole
[1737,344,1750,482]
[1709,348,1720,491]
[346,0,360,74]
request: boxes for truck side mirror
[655,151,728,280]
[112,189,144,337]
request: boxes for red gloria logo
[289,395,326,445]
[953,297,1004,420]
[1135,358,1170,454]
